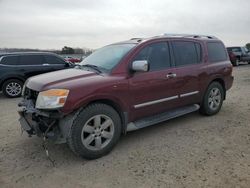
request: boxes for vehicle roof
[112,34,222,46]
[0,51,58,56]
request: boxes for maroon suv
[18,34,233,159]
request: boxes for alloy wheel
[5,82,22,97]
[81,114,114,151]
[208,88,221,111]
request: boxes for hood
[26,68,99,91]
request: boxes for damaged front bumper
[18,98,74,144]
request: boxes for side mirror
[65,62,74,67]
[131,60,149,72]
[65,62,70,67]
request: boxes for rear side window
[1,56,19,65]
[172,41,201,67]
[44,55,65,64]
[134,42,171,71]
[207,42,227,62]
[19,55,43,65]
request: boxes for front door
[129,41,179,122]
[43,55,68,72]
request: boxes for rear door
[129,41,180,121]
[19,55,50,78]
[170,40,204,105]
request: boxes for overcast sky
[0,0,249,49]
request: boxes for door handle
[166,73,177,79]
[43,63,49,66]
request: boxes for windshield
[79,43,135,71]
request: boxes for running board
[127,104,200,132]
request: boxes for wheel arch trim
[206,77,226,100]
[0,76,25,90]
[67,96,129,134]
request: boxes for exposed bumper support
[18,98,74,144]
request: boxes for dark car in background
[227,46,250,66]
[0,52,73,97]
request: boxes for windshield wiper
[79,64,102,73]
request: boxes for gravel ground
[0,65,250,188]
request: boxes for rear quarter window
[207,42,228,62]
[1,56,19,65]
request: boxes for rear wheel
[2,79,23,98]
[200,82,224,116]
[68,103,121,159]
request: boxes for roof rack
[130,38,142,40]
[130,38,144,42]
[163,33,218,39]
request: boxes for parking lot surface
[0,65,250,188]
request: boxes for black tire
[2,79,23,98]
[200,82,224,116]
[68,103,122,159]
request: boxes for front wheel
[68,103,122,159]
[200,82,224,116]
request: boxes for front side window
[207,42,227,62]
[44,55,65,64]
[19,55,43,65]
[133,42,171,71]
[172,41,201,66]
[1,56,19,65]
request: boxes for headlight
[36,89,69,109]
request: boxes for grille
[24,87,39,102]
